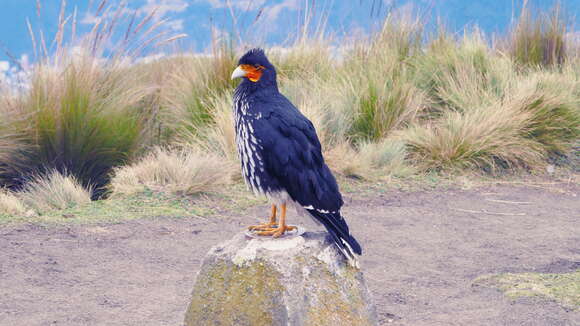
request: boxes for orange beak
[231,64,264,82]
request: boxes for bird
[230,48,362,267]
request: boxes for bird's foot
[248,222,278,231]
[255,225,297,238]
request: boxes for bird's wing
[253,96,362,258]
[253,97,362,258]
[253,97,343,213]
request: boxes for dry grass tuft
[183,91,238,162]
[281,75,352,148]
[324,139,413,179]
[400,101,545,172]
[19,170,92,213]
[269,40,335,79]
[414,31,509,113]
[358,139,415,177]
[153,45,238,142]
[110,147,233,196]
[0,189,27,215]
[324,142,367,178]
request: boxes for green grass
[0,192,190,225]
[0,182,269,226]
[0,58,147,199]
[475,270,580,311]
[413,32,510,113]
[348,67,423,142]
[506,4,568,68]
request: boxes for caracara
[231,48,362,266]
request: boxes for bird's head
[231,48,276,87]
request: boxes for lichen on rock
[184,232,378,326]
[185,259,286,326]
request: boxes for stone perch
[184,232,377,326]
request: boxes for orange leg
[248,204,278,231]
[256,204,296,238]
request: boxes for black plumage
[231,48,362,264]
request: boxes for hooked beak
[231,66,246,80]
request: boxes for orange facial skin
[240,64,265,82]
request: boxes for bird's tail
[307,210,362,268]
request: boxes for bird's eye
[254,64,265,70]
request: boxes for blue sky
[0,0,578,65]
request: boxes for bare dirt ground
[1,183,579,326]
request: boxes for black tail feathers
[307,210,362,264]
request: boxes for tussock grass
[326,140,412,179]
[270,40,335,79]
[342,13,425,142]
[400,105,545,171]
[0,0,186,199]
[191,91,239,163]
[513,72,580,155]
[19,170,92,213]
[154,45,238,140]
[0,58,147,198]
[400,73,579,172]
[505,4,568,68]
[346,65,425,141]
[398,26,578,172]
[358,140,414,177]
[0,189,27,215]
[0,2,578,215]
[413,32,510,113]
[110,147,232,196]
[324,142,365,178]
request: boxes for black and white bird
[230,48,362,266]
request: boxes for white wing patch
[303,205,337,214]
